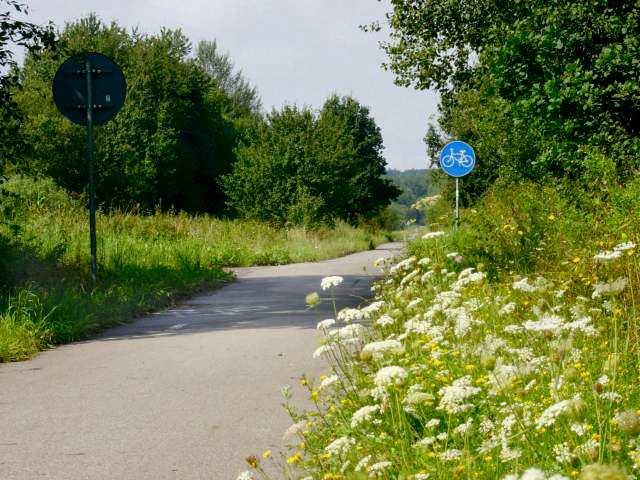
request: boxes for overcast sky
[18,0,440,170]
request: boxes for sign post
[438,140,476,227]
[52,52,126,285]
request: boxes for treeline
[385,169,433,224]
[0,10,399,225]
[377,1,640,203]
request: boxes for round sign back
[52,52,126,126]
[439,140,476,177]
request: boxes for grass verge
[0,175,392,362]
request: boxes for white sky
[17,0,440,170]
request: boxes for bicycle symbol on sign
[441,148,474,168]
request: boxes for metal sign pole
[455,178,460,228]
[85,57,97,284]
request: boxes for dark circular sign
[52,52,126,126]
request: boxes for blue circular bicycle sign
[439,140,476,177]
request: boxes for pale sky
[18,0,440,170]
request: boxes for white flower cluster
[361,339,405,360]
[437,376,481,414]
[321,275,344,290]
[350,404,380,427]
[374,366,407,388]
[422,231,446,240]
[325,436,355,456]
[592,277,627,299]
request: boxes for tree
[373,1,640,197]
[318,95,400,221]
[222,96,399,226]
[13,15,238,212]
[0,0,55,165]
[195,40,261,118]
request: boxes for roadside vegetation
[241,180,640,479]
[0,175,391,362]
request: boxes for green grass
[0,175,392,362]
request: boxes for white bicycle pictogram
[441,148,474,168]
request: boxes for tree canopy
[377,0,640,201]
[222,95,400,225]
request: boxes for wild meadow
[240,181,640,480]
[0,176,391,362]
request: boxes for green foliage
[379,1,640,198]
[222,95,400,225]
[195,39,262,118]
[385,169,431,224]
[11,15,240,213]
[0,0,56,164]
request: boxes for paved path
[0,242,402,480]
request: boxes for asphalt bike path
[0,242,403,479]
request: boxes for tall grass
[0,175,391,361]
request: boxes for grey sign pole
[455,178,460,228]
[85,58,97,284]
[52,52,126,286]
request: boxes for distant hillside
[385,169,436,225]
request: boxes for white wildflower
[236,471,255,480]
[454,418,473,435]
[368,461,392,477]
[319,374,339,389]
[523,314,565,334]
[593,250,622,263]
[401,269,420,286]
[421,271,435,283]
[374,366,407,388]
[418,257,431,266]
[317,319,335,330]
[570,423,586,436]
[592,277,628,299]
[361,340,404,360]
[422,231,445,240]
[499,302,517,316]
[512,277,538,292]
[600,391,622,402]
[426,418,440,429]
[414,436,437,447]
[446,252,459,258]
[390,256,416,274]
[500,447,522,462]
[337,307,364,323]
[361,301,385,318]
[337,323,365,341]
[614,241,635,251]
[407,298,423,309]
[325,436,355,456]
[438,376,481,414]
[520,469,547,480]
[321,276,344,290]
[535,399,574,428]
[355,455,371,472]
[351,405,380,428]
[439,449,463,461]
[553,442,573,463]
[376,314,394,326]
[313,344,332,359]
